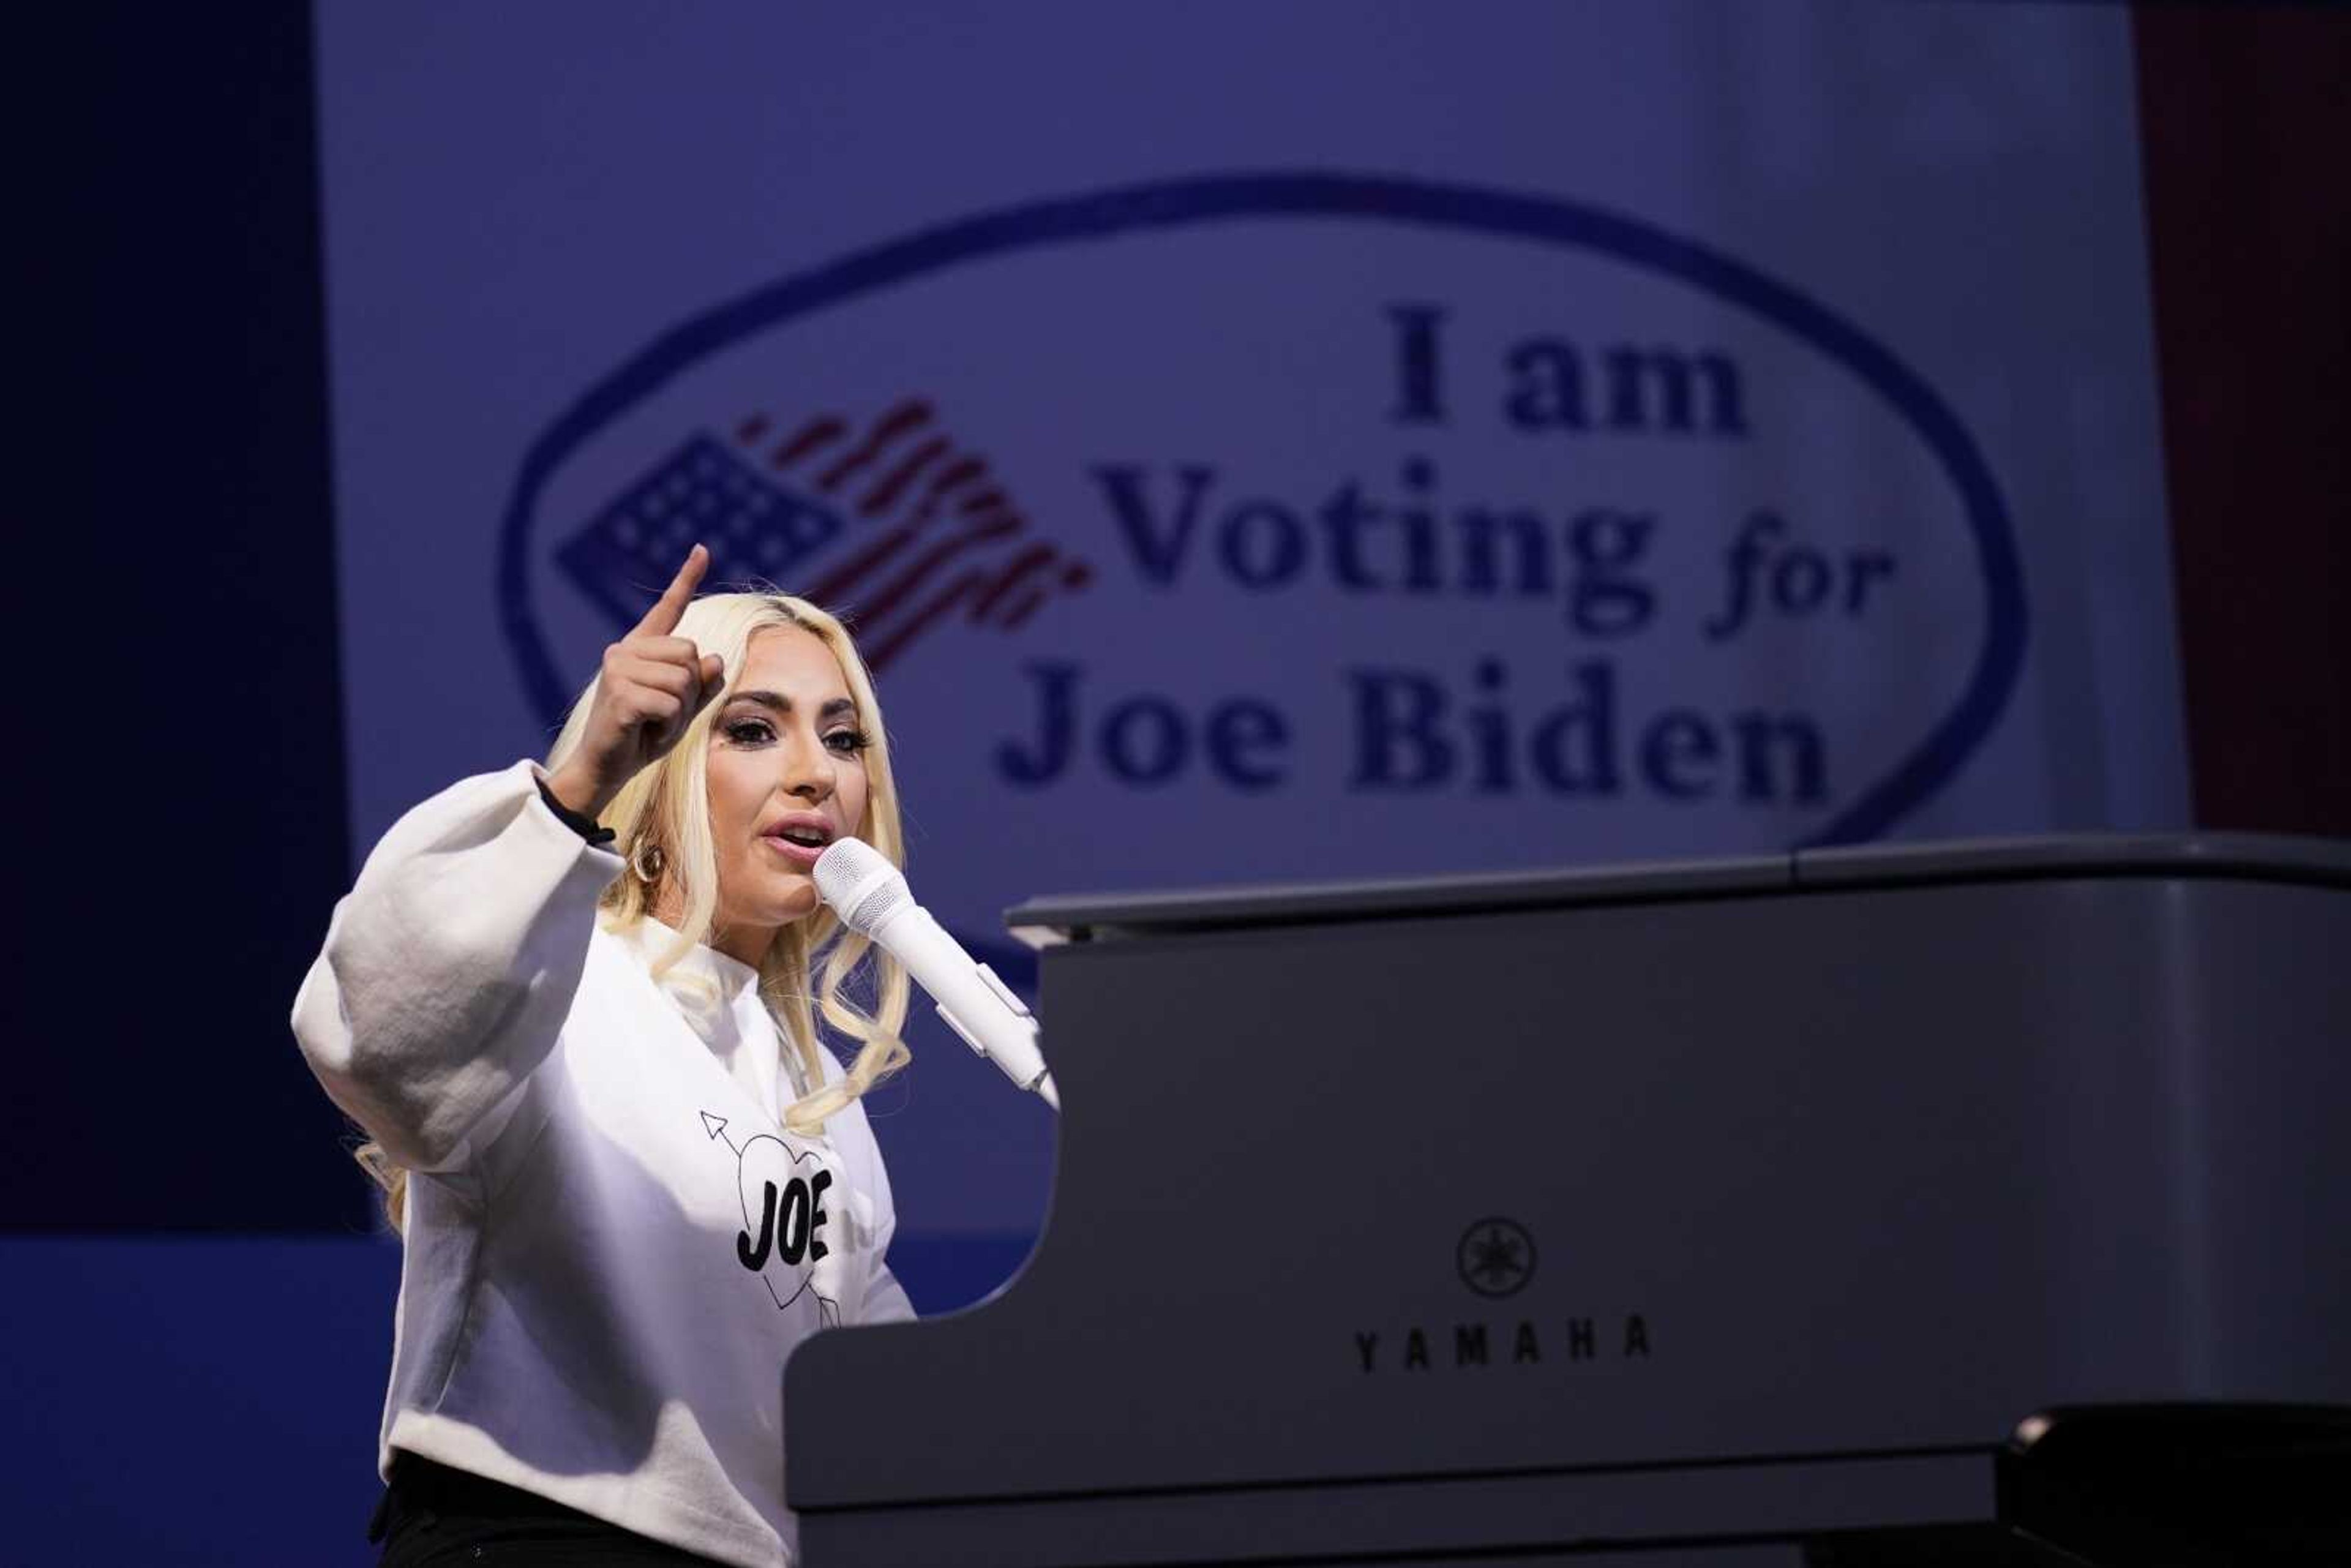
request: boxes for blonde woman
[294,545,915,1566]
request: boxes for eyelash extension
[720,718,870,754]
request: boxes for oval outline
[499,171,2026,847]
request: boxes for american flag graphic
[556,396,1092,670]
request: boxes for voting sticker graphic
[500,172,2027,913]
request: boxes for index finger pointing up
[634,543,709,636]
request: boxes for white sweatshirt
[292,760,912,1567]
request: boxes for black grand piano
[786,834,2351,1564]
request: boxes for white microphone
[812,838,1059,1111]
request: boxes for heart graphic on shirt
[702,1111,841,1326]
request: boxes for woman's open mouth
[761,819,833,868]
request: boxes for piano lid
[1005,830,2351,945]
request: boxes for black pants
[370,1452,725,1566]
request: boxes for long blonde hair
[362,591,912,1231]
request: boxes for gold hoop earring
[630,840,666,884]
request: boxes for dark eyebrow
[727,689,859,721]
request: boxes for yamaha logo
[1457,1216,1536,1299]
[1352,1215,1653,1376]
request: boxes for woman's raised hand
[542,545,727,820]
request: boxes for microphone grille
[812,836,909,936]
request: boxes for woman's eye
[724,719,776,746]
[826,729,871,755]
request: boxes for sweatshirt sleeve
[291,760,626,1175]
[862,1260,916,1324]
[855,1097,917,1323]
